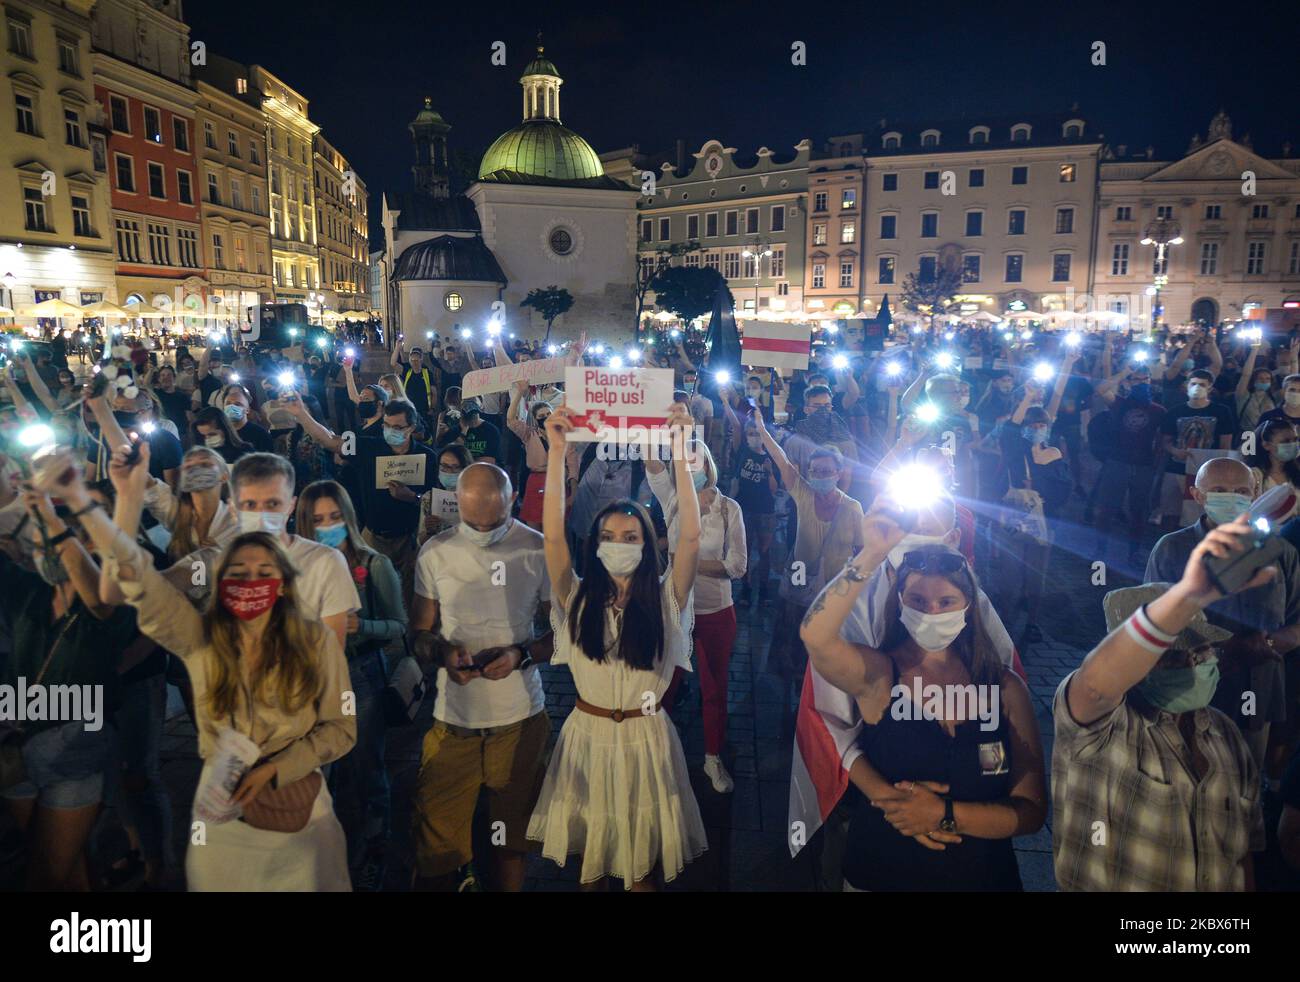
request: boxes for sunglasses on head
[900,549,966,575]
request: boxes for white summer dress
[527,573,708,886]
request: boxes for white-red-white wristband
[1124,604,1177,655]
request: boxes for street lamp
[1140,218,1183,331]
[741,241,774,318]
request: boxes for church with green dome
[381,41,638,342]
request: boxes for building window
[207,173,220,205]
[1247,241,1266,275]
[920,213,938,238]
[15,92,37,135]
[171,118,188,151]
[177,170,193,204]
[639,219,651,241]
[115,154,135,193]
[880,215,896,239]
[1252,203,1270,219]
[1059,163,1076,183]
[71,195,91,236]
[1153,251,1168,276]
[1008,210,1026,235]
[742,253,756,278]
[965,211,983,236]
[1052,254,1072,282]
[812,263,825,288]
[1056,208,1074,234]
[923,171,939,190]
[684,252,700,268]
[1289,241,1300,276]
[878,257,895,284]
[212,233,225,269]
[444,292,463,311]
[204,121,216,150]
[1011,126,1030,142]
[115,218,142,262]
[58,37,80,76]
[839,261,854,288]
[236,77,248,94]
[8,16,33,58]
[745,208,759,234]
[770,205,785,233]
[1064,123,1083,138]
[918,256,937,282]
[148,162,166,199]
[771,247,784,278]
[1200,242,1218,275]
[1111,243,1129,275]
[147,222,172,266]
[841,188,856,209]
[1005,254,1024,282]
[882,173,897,191]
[725,211,738,236]
[1115,205,1132,221]
[177,228,198,267]
[1011,166,1028,185]
[921,133,939,148]
[705,213,718,237]
[231,181,243,211]
[883,135,899,149]
[704,252,720,272]
[813,191,828,212]
[968,168,984,188]
[249,140,260,165]
[970,129,988,145]
[23,187,48,231]
[110,95,130,133]
[64,108,83,147]
[549,227,573,255]
[841,221,856,244]
[1156,205,1174,220]
[951,253,978,283]
[723,251,740,278]
[144,106,162,143]
[813,223,828,245]
[687,214,699,239]
[1201,204,1221,220]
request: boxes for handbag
[230,680,322,834]
[0,609,80,792]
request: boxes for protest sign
[425,488,460,520]
[563,366,675,443]
[376,453,427,489]
[462,355,567,398]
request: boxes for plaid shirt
[1052,672,1264,892]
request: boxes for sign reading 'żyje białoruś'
[564,367,675,443]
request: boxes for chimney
[676,139,686,173]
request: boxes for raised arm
[1236,342,1260,401]
[541,406,578,605]
[506,380,528,440]
[19,354,62,416]
[1045,352,1077,420]
[342,356,361,405]
[283,395,344,452]
[23,490,114,619]
[1163,339,1192,381]
[668,407,702,610]
[753,411,798,489]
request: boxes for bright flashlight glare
[911,325,923,334]
[344,347,355,358]
[1033,362,1054,382]
[1065,332,1081,347]
[18,423,55,448]
[935,352,954,369]
[230,373,241,383]
[459,328,472,340]
[278,371,295,387]
[1255,517,1271,534]
[826,323,839,335]
[209,332,221,343]
[1003,331,1013,341]
[887,463,945,509]
[1133,350,1149,363]
[547,344,558,355]
[1021,330,1033,340]
[670,330,680,339]
[944,331,955,341]
[916,403,941,424]
[885,361,903,377]
[716,370,732,385]
[142,421,156,435]
[289,328,299,337]
[316,338,327,348]
[487,321,501,336]
[609,355,625,369]
[1140,335,1153,344]
[426,331,434,339]
[832,354,849,370]
[590,343,604,355]
[627,348,642,362]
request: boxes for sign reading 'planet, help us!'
[564,367,675,443]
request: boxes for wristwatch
[515,646,534,671]
[938,796,957,834]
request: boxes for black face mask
[358,400,380,419]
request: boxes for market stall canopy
[18,298,85,318]
[80,300,134,319]
[1003,310,1040,322]
[970,311,1002,323]
[123,300,169,319]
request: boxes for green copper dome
[521,54,559,78]
[478,120,605,182]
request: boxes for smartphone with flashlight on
[1202,483,1297,595]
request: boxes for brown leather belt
[575,697,655,723]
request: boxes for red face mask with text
[218,578,281,620]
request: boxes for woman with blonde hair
[507,380,578,528]
[142,446,236,565]
[40,443,357,891]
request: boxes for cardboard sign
[461,355,567,398]
[376,453,427,489]
[424,488,460,520]
[563,366,675,443]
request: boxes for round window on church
[444,292,463,311]
[548,227,574,256]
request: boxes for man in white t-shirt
[409,462,552,892]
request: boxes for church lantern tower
[409,97,452,198]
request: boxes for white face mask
[460,520,511,548]
[899,604,968,651]
[597,541,643,576]
[238,509,288,536]
[887,532,952,570]
[1188,383,1209,400]
[1285,391,1300,408]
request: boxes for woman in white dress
[530,404,707,890]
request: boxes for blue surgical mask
[1134,657,1220,713]
[1022,426,1048,445]
[314,523,348,548]
[691,469,708,491]
[1129,383,1152,402]
[223,403,246,422]
[807,476,838,493]
[1255,381,1272,392]
[1202,491,1252,525]
[383,426,409,446]
[439,471,459,490]
[1276,442,1300,462]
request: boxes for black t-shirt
[1107,398,1166,466]
[147,427,184,480]
[155,388,191,433]
[1160,400,1235,473]
[1054,375,1095,433]
[733,446,775,514]
[461,419,502,461]
[353,435,440,536]
[399,363,436,417]
[198,373,223,407]
[232,420,274,453]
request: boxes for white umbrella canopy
[80,300,134,319]
[17,298,85,318]
[1003,310,1041,322]
[970,311,1002,323]
[123,299,169,319]
[0,305,14,317]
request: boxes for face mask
[460,520,511,548]
[204,433,225,449]
[1255,381,1271,392]
[807,476,838,493]
[1129,383,1152,402]
[810,405,832,417]
[179,465,223,493]
[534,414,550,428]
[314,523,348,548]
[383,426,409,446]
[1134,657,1220,713]
[1285,392,1300,408]
[747,386,762,397]
[224,404,246,422]
[899,603,968,652]
[1276,442,1300,462]
[439,471,459,490]
[113,411,137,429]
[887,532,952,570]
[358,400,380,419]
[958,395,971,410]
[691,468,709,491]
[1188,384,1208,400]
[1202,491,1252,526]
[597,540,643,576]
[218,577,281,620]
[237,509,288,536]
[746,437,762,451]
[1022,426,1048,445]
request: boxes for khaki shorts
[411,711,549,877]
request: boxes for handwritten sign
[424,488,460,520]
[563,367,674,443]
[462,355,567,398]
[376,453,427,489]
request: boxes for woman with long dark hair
[189,406,251,465]
[1246,418,1300,522]
[528,404,706,890]
[800,515,1047,892]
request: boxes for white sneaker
[703,754,734,794]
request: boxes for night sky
[186,0,1297,238]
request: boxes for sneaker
[703,754,735,794]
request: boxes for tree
[520,286,573,344]
[651,266,730,324]
[901,260,964,332]
[633,240,701,333]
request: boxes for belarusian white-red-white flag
[742,321,811,371]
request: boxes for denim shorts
[1,719,111,809]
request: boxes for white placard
[461,355,567,398]
[562,367,675,443]
[425,488,460,520]
[376,453,427,489]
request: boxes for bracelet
[842,558,871,583]
[45,527,76,548]
[69,501,101,519]
[1124,604,1178,655]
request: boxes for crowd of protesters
[0,315,1297,894]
